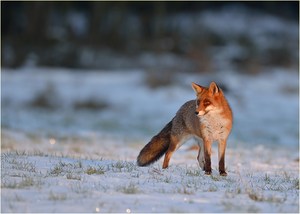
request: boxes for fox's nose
[195,111,199,115]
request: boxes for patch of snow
[1,67,298,213]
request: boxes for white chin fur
[198,111,206,116]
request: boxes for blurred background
[2,1,299,72]
[1,2,299,157]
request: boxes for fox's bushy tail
[137,121,172,167]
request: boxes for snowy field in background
[1,67,299,213]
[2,67,298,147]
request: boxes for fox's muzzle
[195,110,206,116]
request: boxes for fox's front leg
[203,140,212,175]
[218,139,227,176]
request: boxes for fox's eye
[203,100,211,106]
[196,100,200,106]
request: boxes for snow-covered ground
[1,67,299,213]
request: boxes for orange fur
[137,82,233,176]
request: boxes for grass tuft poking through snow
[1,148,298,213]
[1,68,299,213]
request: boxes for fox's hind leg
[162,135,183,169]
[196,138,205,170]
[162,138,176,169]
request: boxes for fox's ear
[209,82,220,95]
[191,82,203,94]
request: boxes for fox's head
[191,82,224,117]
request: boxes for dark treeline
[1,1,299,69]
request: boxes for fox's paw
[203,164,212,175]
[204,170,212,175]
[162,164,169,169]
[219,171,227,176]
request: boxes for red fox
[137,82,233,176]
